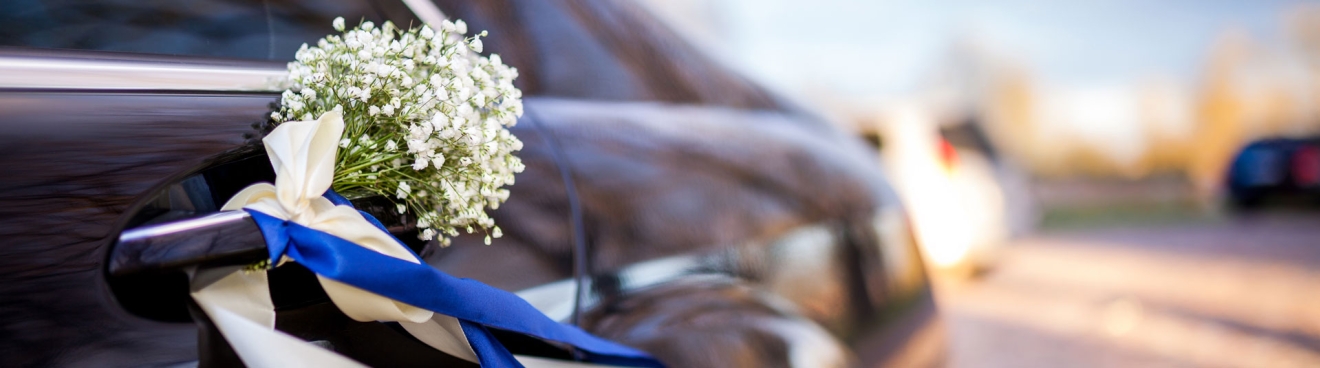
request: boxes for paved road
[937,213,1320,368]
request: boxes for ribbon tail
[399,316,480,362]
[461,321,524,368]
[189,267,367,368]
[270,219,662,366]
[402,310,644,368]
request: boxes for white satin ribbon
[188,111,610,367]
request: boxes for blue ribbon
[244,192,663,368]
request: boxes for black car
[1226,136,1320,210]
[0,0,945,367]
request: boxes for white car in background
[865,108,1037,276]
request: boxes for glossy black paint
[0,91,276,366]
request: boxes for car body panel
[0,1,945,367]
[0,90,274,366]
[435,99,943,367]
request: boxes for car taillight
[937,138,959,172]
[1293,145,1320,187]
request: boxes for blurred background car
[0,0,945,367]
[859,108,1036,275]
[1225,136,1320,210]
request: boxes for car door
[0,1,538,366]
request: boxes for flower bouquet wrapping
[185,17,663,368]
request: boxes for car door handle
[110,210,268,276]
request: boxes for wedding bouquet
[273,17,524,245]
[185,16,660,368]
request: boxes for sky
[661,0,1317,99]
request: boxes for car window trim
[0,51,288,92]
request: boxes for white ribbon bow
[189,111,599,367]
[221,109,434,324]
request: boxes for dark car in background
[1226,136,1320,210]
[0,0,945,367]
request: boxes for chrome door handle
[110,210,268,276]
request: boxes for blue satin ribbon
[245,192,663,368]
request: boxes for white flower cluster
[275,17,524,245]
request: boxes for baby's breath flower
[469,37,483,53]
[396,181,411,199]
[275,17,522,243]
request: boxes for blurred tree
[1189,30,1250,198]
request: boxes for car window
[0,0,396,61]
[433,1,788,111]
